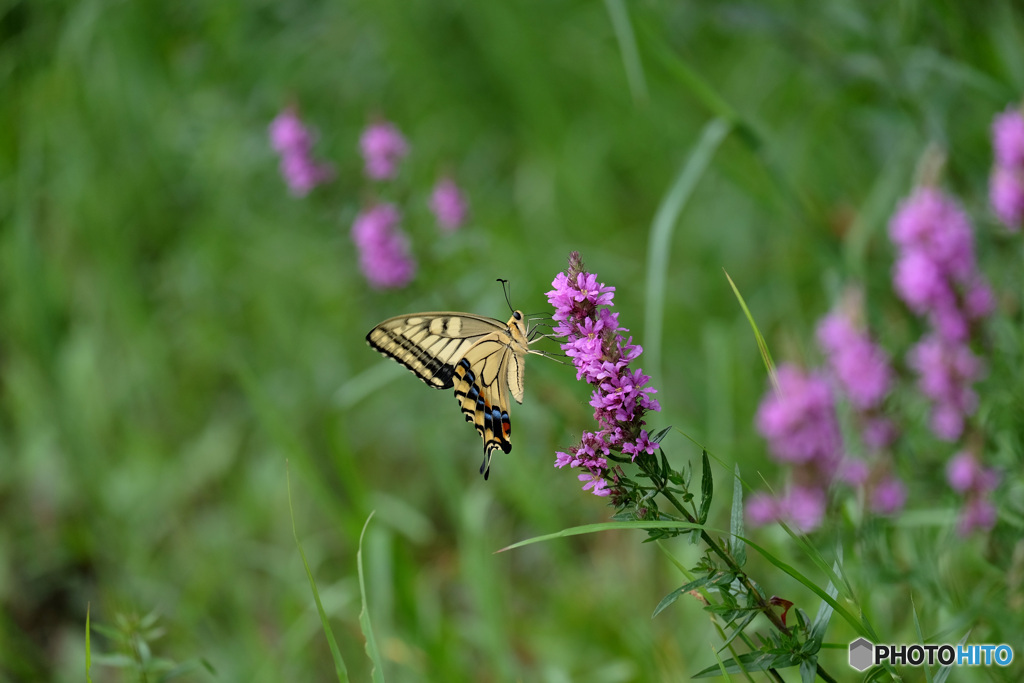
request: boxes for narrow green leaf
[723,269,777,393]
[85,602,93,683]
[738,535,866,638]
[692,650,801,677]
[650,425,673,443]
[498,520,705,553]
[729,465,746,567]
[602,0,648,105]
[644,118,732,381]
[287,464,350,683]
[717,610,758,651]
[810,564,839,643]
[934,631,971,683]
[799,657,816,683]
[698,450,713,525]
[912,597,934,683]
[357,513,385,683]
[636,19,747,128]
[652,576,711,618]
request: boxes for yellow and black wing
[451,337,518,479]
[366,311,535,478]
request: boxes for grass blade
[85,602,93,683]
[728,465,746,567]
[357,512,385,683]
[645,117,732,380]
[287,463,350,682]
[497,520,705,553]
[603,0,648,105]
[723,268,777,393]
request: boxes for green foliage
[2,0,1023,681]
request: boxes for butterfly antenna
[496,278,514,314]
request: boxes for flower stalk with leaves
[548,252,838,682]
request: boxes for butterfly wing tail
[453,355,512,479]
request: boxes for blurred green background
[3,0,1023,681]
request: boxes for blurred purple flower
[838,459,870,486]
[991,106,1024,229]
[816,311,892,411]
[889,188,974,281]
[946,450,999,494]
[957,498,997,536]
[429,177,469,232]
[548,252,660,499]
[990,165,1024,229]
[279,153,334,197]
[755,365,842,469]
[781,487,827,533]
[269,108,312,153]
[992,106,1024,167]
[889,187,994,344]
[746,493,780,527]
[351,203,416,289]
[861,417,897,450]
[268,107,334,197]
[946,451,1000,535]
[751,362,868,532]
[892,250,948,316]
[360,121,408,181]
[869,477,906,515]
[907,335,983,441]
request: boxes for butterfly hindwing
[452,338,517,479]
[366,310,537,478]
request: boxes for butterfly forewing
[366,313,506,389]
[366,310,538,478]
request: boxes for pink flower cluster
[946,451,1000,535]
[890,188,994,343]
[989,106,1024,229]
[816,312,893,422]
[889,188,993,441]
[750,304,909,532]
[906,335,983,441]
[268,108,335,197]
[816,308,905,513]
[359,122,409,181]
[750,366,842,532]
[350,203,415,289]
[548,253,660,498]
[429,177,469,232]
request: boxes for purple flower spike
[755,365,842,469]
[429,177,469,232]
[268,107,334,197]
[269,108,312,153]
[990,165,1024,228]
[816,312,892,411]
[360,121,409,181]
[547,252,660,499]
[992,107,1024,167]
[907,335,983,442]
[947,450,999,535]
[351,203,416,289]
[990,107,1024,230]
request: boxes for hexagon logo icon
[849,637,873,671]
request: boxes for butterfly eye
[513,310,522,320]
